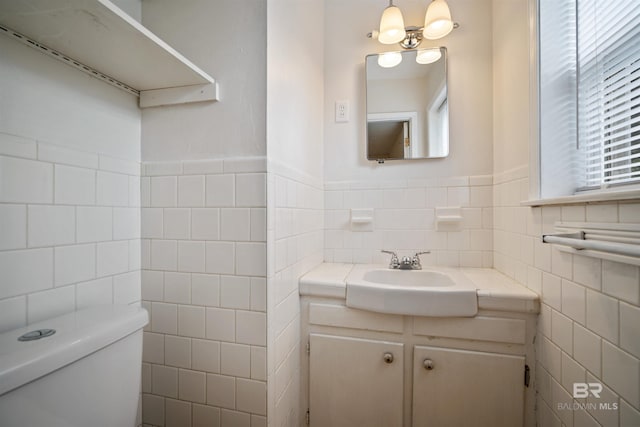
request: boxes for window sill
[522,188,640,207]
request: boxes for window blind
[539,0,580,198]
[578,0,640,188]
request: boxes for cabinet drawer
[309,303,404,333]
[413,316,526,344]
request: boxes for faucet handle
[381,250,400,268]
[411,251,431,269]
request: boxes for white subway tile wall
[323,176,494,266]
[4,123,638,427]
[141,158,267,427]
[266,161,324,427]
[0,133,141,333]
[493,166,640,425]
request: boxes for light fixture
[416,48,442,64]
[423,0,454,40]
[367,0,457,48]
[378,51,403,68]
[378,1,406,44]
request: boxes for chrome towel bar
[542,231,640,258]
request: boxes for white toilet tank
[0,305,148,427]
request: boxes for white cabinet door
[413,346,524,427]
[309,334,404,427]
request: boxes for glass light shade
[378,51,403,68]
[378,5,406,44]
[423,0,454,40]
[416,48,442,64]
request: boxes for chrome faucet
[381,250,430,270]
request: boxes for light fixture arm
[399,26,423,49]
[367,23,458,49]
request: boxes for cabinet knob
[423,359,434,370]
[383,352,394,364]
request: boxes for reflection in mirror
[366,48,448,162]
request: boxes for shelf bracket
[139,82,219,108]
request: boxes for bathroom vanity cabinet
[300,264,539,427]
[309,335,524,427]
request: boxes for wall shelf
[0,0,218,108]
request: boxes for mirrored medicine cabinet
[365,47,449,162]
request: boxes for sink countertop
[299,263,354,299]
[299,263,540,314]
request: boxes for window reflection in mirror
[365,48,448,162]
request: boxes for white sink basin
[361,269,456,287]
[346,265,478,317]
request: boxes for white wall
[0,36,142,332]
[324,0,493,182]
[494,175,640,427]
[138,1,269,425]
[322,0,493,266]
[140,0,267,161]
[139,158,268,427]
[492,0,530,175]
[491,1,640,425]
[267,0,325,181]
[266,1,325,426]
[0,36,140,161]
[324,175,493,267]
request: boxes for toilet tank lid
[0,305,148,397]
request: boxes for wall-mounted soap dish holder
[435,207,462,231]
[350,208,373,232]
